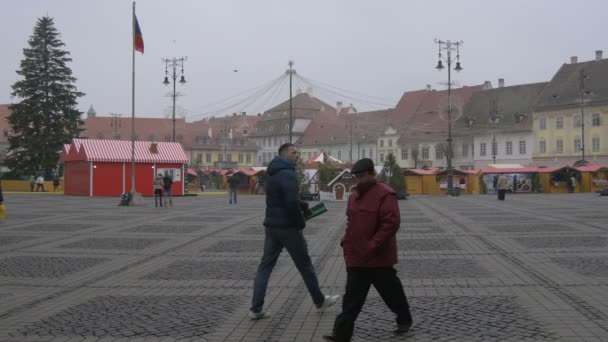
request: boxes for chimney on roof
[241,112,246,116]
[306,86,313,96]
[596,50,603,61]
[498,78,505,88]
[149,142,159,154]
[257,113,261,117]
[336,101,343,115]
[233,113,237,116]
[426,84,431,91]
[482,81,492,90]
[571,56,578,64]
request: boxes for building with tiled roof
[533,51,608,166]
[253,92,339,165]
[81,112,260,169]
[297,108,392,164]
[460,81,547,168]
[390,83,487,168]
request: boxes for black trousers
[497,189,506,200]
[332,267,412,342]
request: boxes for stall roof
[61,139,189,163]
[304,152,343,164]
[575,165,608,172]
[480,166,540,174]
[187,168,199,177]
[436,168,479,176]
[403,168,439,175]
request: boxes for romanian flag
[134,15,144,54]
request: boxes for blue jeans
[251,226,325,313]
[163,188,172,205]
[229,189,237,203]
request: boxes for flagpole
[130,1,136,197]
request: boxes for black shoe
[322,335,336,341]
[393,320,413,335]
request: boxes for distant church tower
[87,105,97,118]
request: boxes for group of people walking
[153,173,174,207]
[249,143,413,341]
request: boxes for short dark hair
[278,143,295,156]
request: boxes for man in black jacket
[249,143,339,319]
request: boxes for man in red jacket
[324,158,412,342]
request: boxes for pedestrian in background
[497,174,509,200]
[249,143,339,320]
[227,173,239,204]
[153,173,164,207]
[162,172,173,206]
[324,158,413,342]
[35,175,45,192]
[52,175,61,192]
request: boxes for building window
[539,117,546,130]
[422,147,429,160]
[480,143,487,156]
[435,146,443,160]
[206,153,211,163]
[246,153,251,163]
[388,139,393,147]
[338,150,342,160]
[196,153,202,163]
[273,137,277,146]
[401,149,408,160]
[540,140,546,154]
[238,153,243,163]
[380,140,384,148]
[556,116,563,129]
[369,149,373,160]
[557,139,563,153]
[592,113,601,126]
[519,141,526,155]
[574,138,582,152]
[226,154,232,162]
[362,149,366,158]
[380,153,385,162]
[258,156,262,164]
[573,114,582,128]
[592,137,600,152]
[462,144,468,157]
[218,154,223,162]
[349,150,352,160]
[506,141,513,155]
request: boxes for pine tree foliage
[381,153,405,193]
[8,16,84,177]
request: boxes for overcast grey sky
[1,0,606,120]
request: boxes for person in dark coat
[227,173,240,204]
[324,158,412,342]
[512,175,518,193]
[249,143,339,320]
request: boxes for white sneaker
[317,295,341,310]
[248,310,271,320]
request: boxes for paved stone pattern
[18,295,242,339]
[59,237,167,250]
[355,296,555,341]
[142,260,262,280]
[1,193,608,341]
[0,256,108,278]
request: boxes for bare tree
[410,145,420,168]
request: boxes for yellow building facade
[189,148,257,169]
[533,105,608,165]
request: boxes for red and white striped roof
[60,138,189,163]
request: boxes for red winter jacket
[342,182,400,268]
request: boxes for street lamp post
[162,57,187,142]
[434,39,463,196]
[490,99,499,164]
[286,61,296,143]
[579,69,590,164]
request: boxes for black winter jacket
[263,156,306,229]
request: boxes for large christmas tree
[8,16,84,177]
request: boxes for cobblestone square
[0,193,607,341]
